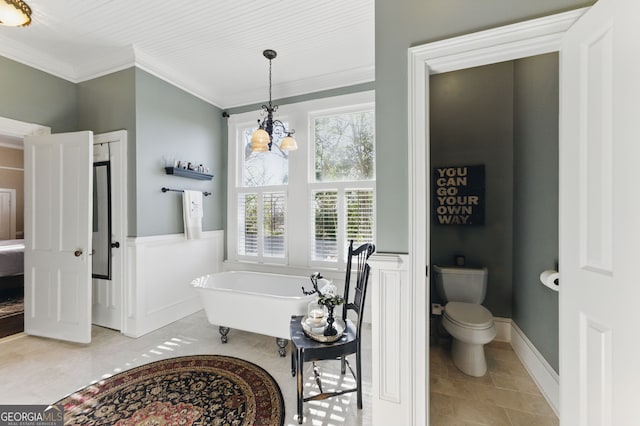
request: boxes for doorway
[427,55,560,423]
[0,119,127,340]
[403,8,587,424]
[91,131,127,331]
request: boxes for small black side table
[289,315,360,424]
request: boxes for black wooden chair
[290,240,376,424]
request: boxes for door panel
[560,0,640,423]
[24,131,93,343]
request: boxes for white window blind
[263,192,286,258]
[311,188,375,264]
[346,189,375,247]
[238,193,258,256]
[311,190,339,262]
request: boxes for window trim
[227,90,375,269]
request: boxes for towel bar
[161,187,211,196]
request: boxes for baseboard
[493,317,511,342]
[510,322,559,416]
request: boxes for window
[310,109,375,264]
[227,91,375,268]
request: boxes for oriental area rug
[54,355,284,426]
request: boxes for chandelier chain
[268,57,273,108]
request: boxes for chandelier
[0,0,31,26]
[250,49,297,153]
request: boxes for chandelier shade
[250,49,297,153]
[0,0,31,26]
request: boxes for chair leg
[356,347,363,409]
[297,349,304,424]
[341,355,346,374]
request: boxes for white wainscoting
[123,230,224,338]
[369,253,413,426]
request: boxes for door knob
[111,241,120,248]
[74,249,83,257]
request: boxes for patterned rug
[54,355,285,426]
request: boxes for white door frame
[405,8,587,424]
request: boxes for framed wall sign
[433,164,485,226]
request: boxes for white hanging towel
[182,190,203,240]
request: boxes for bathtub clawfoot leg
[219,326,230,343]
[276,338,288,357]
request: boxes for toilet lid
[444,302,494,329]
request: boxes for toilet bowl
[442,301,496,377]
[433,265,496,377]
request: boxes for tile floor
[0,311,557,425]
[0,311,371,425]
[430,328,559,426]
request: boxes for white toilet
[434,265,496,377]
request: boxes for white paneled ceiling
[0,0,374,108]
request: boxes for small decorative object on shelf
[164,166,213,181]
[302,272,345,337]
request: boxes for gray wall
[375,0,595,253]
[135,69,225,237]
[0,56,76,132]
[429,54,560,370]
[513,53,559,372]
[0,56,225,238]
[77,68,137,236]
[430,62,514,318]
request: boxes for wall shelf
[164,167,213,181]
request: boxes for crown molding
[0,35,375,109]
[0,34,75,81]
[0,41,374,109]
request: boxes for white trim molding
[493,317,512,342]
[405,9,587,425]
[369,253,414,426]
[124,230,224,337]
[511,322,560,415]
[0,117,51,139]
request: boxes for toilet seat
[444,302,494,329]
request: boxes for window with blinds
[310,107,376,265]
[238,191,286,259]
[311,188,375,264]
[228,91,374,267]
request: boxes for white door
[24,131,93,343]
[559,0,640,424]
[91,131,126,330]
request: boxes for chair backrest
[342,240,376,337]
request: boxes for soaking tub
[191,271,317,356]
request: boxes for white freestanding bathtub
[191,271,317,356]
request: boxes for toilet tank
[433,265,488,304]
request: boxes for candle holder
[302,272,344,337]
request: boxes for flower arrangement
[317,293,345,308]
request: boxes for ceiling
[0,0,375,109]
